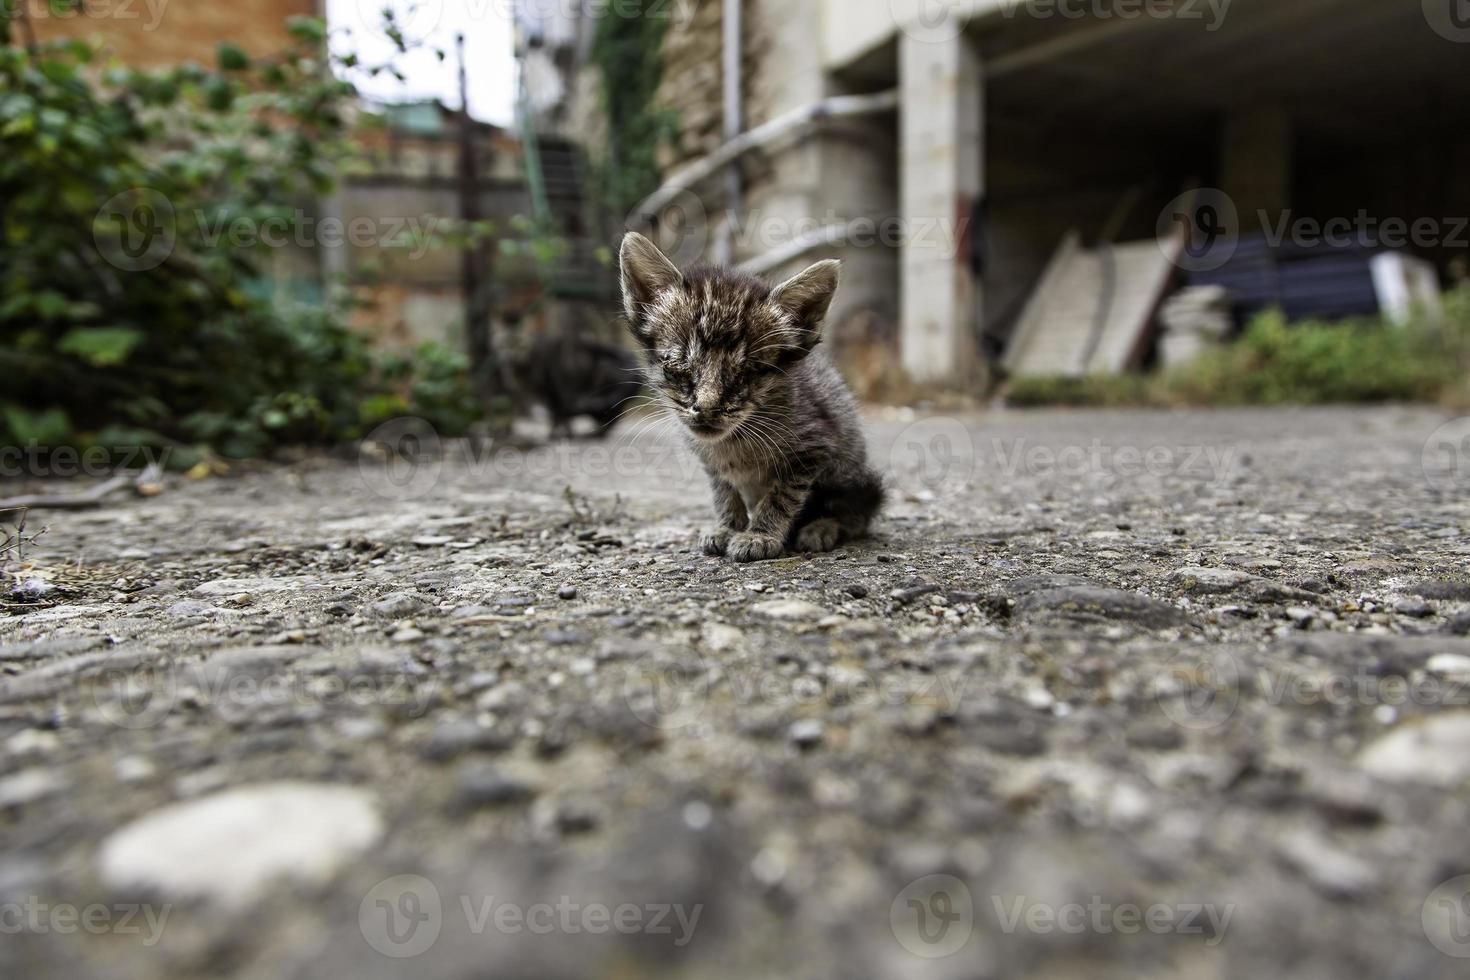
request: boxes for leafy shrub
[0,10,480,463]
[1007,287,1470,408]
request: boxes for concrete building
[558,0,1470,386]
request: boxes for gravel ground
[3,405,1470,979]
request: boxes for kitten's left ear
[619,232,683,342]
[770,259,842,345]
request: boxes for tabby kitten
[618,233,884,562]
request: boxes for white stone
[753,599,826,621]
[98,782,382,908]
[701,622,744,653]
[1358,714,1470,786]
[1426,654,1470,682]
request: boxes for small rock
[1426,654,1470,683]
[1171,567,1253,595]
[1016,587,1186,630]
[420,719,514,761]
[1394,598,1434,619]
[166,599,214,618]
[454,765,539,809]
[890,584,942,606]
[557,586,578,601]
[1359,714,1470,786]
[844,584,869,599]
[789,719,825,748]
[370,592,431,619]
[702,622,744,653]
[753,599,826,621]
[1276,830,1379,900]
[1410,579,1470,601]
[97,783,382,909]
[1445,612,1470,636]
[0,769,65,809]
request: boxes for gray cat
[618,232,884,562]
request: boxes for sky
[325,0,519,125]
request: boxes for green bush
[0,10,481,463]
[1007,287,1470,409]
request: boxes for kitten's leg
[701,476,748,556]
[794,518,841,553]
[793,471,885,552]
[728,479,811,563]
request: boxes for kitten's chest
[704,449,775,510]
[730,471,775,511]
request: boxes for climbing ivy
[588,0,678,219]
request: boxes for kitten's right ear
[619,232,682,342]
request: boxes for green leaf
[204,77,236,112]
[217,43,250,73]
[2,404,72,447]
[57,327,146,367]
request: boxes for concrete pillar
[1222,106,1291,220]
[899,22,983,385]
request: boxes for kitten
[521,331,643,440]
[618,232,884,562]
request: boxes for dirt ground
[3,405,1470,979]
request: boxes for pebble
[97,783,382,909]
[1393,597,1434,618]
[753,599,826,621]
[1171,566,1254,594]
[369,592,431,619]
[789,719,824,748]
[557,585,578,600]
[702,622,744,653]
[0,769,65,809]
[1276,830,1379,900]
[420,719,514,761]
[453,765,539,809]
[1015,586,1186,629]
[1426,654,1470,682]
[1358,713,1470,786]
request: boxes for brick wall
[27,0,320,66]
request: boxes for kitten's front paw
[700,529,731,556]
[794,518,841,553]
[727,532,785,563]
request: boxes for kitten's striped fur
[619,233,884,562]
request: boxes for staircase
[530,136,615,300]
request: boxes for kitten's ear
[619,232,683,341]
[770,259,841,344]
